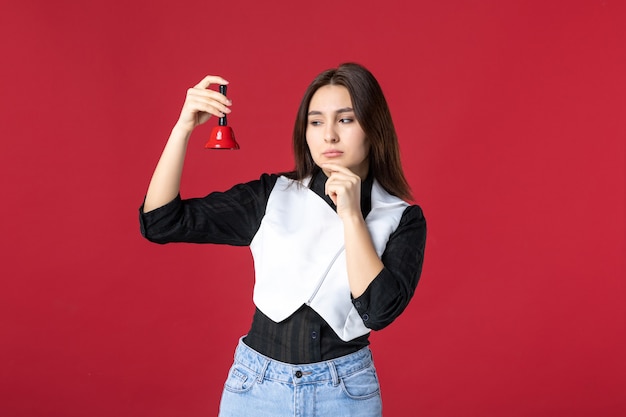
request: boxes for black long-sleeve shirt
[139,171,426,364]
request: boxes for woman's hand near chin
[322,163,362,221]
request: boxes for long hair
[286,62,412,201]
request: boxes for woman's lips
[323,150,343,157]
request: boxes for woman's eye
[309,120,322,126]
[339,118,353,124]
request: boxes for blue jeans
[218,338,383,417]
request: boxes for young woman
[140,63,427,417]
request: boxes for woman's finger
[187,87,232,108]
[187,96,231,116]
[194,75,229,89]
[325,177,359,198]
[321,163,354,175]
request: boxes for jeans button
[295,370,303,378]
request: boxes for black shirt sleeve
[352,205,427,330]
[139,173,279,246]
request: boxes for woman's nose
[324,126,338,143]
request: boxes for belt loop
[257,359,270,384]
[327,360,339,386]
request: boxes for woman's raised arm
[143,75,231,212]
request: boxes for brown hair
[286,62,412,201]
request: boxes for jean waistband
[232,337,373,385]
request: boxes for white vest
[250,176,408,341]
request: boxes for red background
[1,1,624,416]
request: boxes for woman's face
[305,85,370,179]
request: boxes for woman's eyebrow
[307,107,355,116]
[335,107,354,114]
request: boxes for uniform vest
[250,175,408,341]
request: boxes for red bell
[205,84,240,150]
[205,125,239,149]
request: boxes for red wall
[1,1,624,416]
